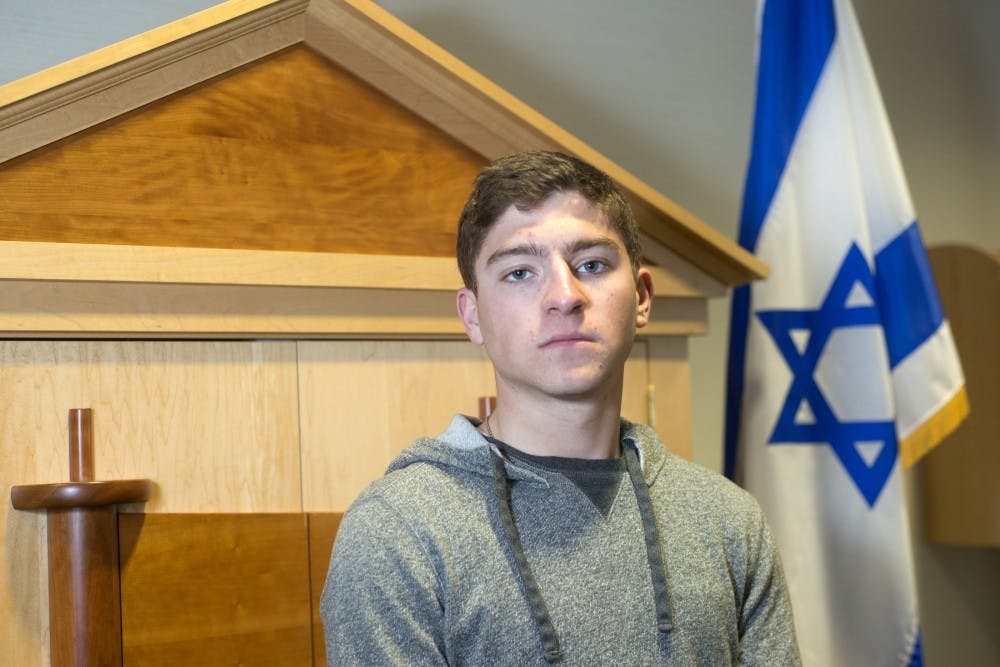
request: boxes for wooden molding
[0,240,708,338]
[639,232,727,298]
[0,240,704,296]
[0,0,308,162]
[0,1,303,108]
[0,241,464,290]
[0,241,707,338]
[0,283,705,339]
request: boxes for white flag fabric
[724,1,969,665]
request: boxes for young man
[321,151,800,665]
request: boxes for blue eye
[578,260,607,274]
[505,268,532,282]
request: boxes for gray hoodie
[321,415,800,666]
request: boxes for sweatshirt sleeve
[320,495,448,666]
[737,505,803,666]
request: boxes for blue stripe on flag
[737,0,836,252]
[725,0,837,478]
[907,631,923,667]
[874,223,945,368]
[724,285,752,479]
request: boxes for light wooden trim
[0,241,708,338]
[647,337,693,460]
[0,241,463,290]
[0,0,308,162]
[0,281,705,339]
[305,0,767,286]
[0,240,703,295]
[639,232,727,299]
[0,0,294,107]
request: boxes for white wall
[2,0,997,663]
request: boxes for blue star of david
[756,243,897,507]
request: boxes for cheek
[480,306,520,345]
[602,288,638,324]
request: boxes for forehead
[478,191,619,258]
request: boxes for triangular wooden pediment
[0,46,483,258]
[0,0,765,288]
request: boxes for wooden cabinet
[1,335,692,663]
[298,340,497,510]
[923,245,1000,547]
[298,338,691,510]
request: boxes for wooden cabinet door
[0,340,302,667]
[297,337,693,511]
[298,340,496,511]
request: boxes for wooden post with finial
[11,409,152,667]
[478,396,496,422]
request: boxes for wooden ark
[0,1,766,664]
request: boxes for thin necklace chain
[484,413,495,439]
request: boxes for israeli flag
[724,0,969,664]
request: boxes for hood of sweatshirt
[386,413,669,487]
[385,414,675,665]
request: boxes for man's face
[457,190,653,403]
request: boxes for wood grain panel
[646,337,693,460]
[0,341,301,513]
[0,280,466,339]
[0,511,47,666]
[0,1,308,163]
[119,513,312,665]
[308,513,344,667]
[0,46,484,256]
[621,341,650,428]
[923,246,1000,546]
[297,340,496,511]
[2,340,303,661]
[0,241,463,289]
[298,340,661,511]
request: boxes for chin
[541,373,619,401]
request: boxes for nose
[543,262,588,314]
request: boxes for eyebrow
[485,236,620,267]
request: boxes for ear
[456,287,484,345]
[635,268,654,329]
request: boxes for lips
[540,333,596,348]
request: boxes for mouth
[540,333,596,349]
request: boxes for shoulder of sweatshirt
[346,451,492,526]
[653,450,768,526]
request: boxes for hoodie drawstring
[490,441,674,665]
[623,443,675,633]
[491,448,565,663]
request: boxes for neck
[486,385,623,460]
